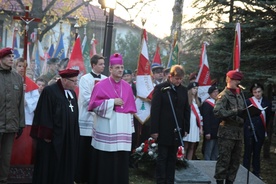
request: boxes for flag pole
[233,22,241,71]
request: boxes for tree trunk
[229,0,234,23]
[171,0,184,42]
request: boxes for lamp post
[98,0,117,75]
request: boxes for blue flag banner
[48,43,55,58]
[52,33,65,60]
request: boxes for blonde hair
[14,57,26,68]
[170,65,185,77]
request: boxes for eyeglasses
[66,78,78,83]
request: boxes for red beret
[0,47,13,59]
[58,69,79,78]
[110,53,123,66]
[226,70,243,80]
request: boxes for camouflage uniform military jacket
[213,87,245,140]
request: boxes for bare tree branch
[39,1,88,40]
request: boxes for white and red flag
[196,42,212,102]
[233,22,241,70]
[135,29,154,124]
[196,42,211,86]
[136,29,154,99]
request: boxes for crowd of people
[0,47,274,184]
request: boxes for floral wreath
[131,137,188,169]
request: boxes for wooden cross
[13,6,41,80]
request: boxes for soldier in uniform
[40,58,60,84]
[213,70,245,184]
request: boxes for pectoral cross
[69,102,74,112]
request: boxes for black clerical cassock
[30,79,80,184]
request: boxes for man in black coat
[151,65,190,184]
[30,69,80,184]
[243,83,273,178]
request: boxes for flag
[32,40,45,77]
[167,41,179,67]
[81,35,87,52]
[67,36,87,96]
[167,32,179,67]
[25,76,39,92]
[30,31,37,43]
[52,33,65,60]
[135,98,151,123]
[135,29,154,124]
[67,36,86,75]
[196,42,211,86]
[82,35,91,71]
[90,38,97,58]
[233,22,241,70]
[31,40,45,61]
[12,29,20,59]
[48,43,55,58]
[153,44,161,64]
[136,29,154,99]
[196,42,212,102]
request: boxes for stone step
[175,161,211,184]
[175,160,265,184]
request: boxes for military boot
[216,179,224,184]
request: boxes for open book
[241,104,264,118]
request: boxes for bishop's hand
[114,98,124,106]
